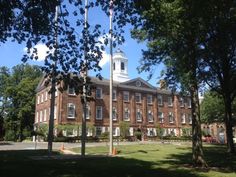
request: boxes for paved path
[0,141,173,151]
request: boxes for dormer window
[121,62,125,71]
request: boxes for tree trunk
[224,93,235,153]
[191,83,208,167]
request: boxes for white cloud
[23,43,51,61]
[97,35,113,67]
[99,52,110,67]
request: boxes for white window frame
[169,112,174,123]
[187,98,192,108]
[112,107,117,120]
[188,114,192,124]
[45,91,48,101]
[55,86,58,97]
[135,93,141,103]
[44,109,47,122]
[54,105,57,119]
[67,103,75,119]
[158,112,164,123]
[123,91,129,102]
[147,94,153,104]
[96,126,102,136]
[136,109,142,122]
[181,113,186,124]
[37,95,40,104]
[39,110,43,122]
[96,88,103,99]
[124,108,130,121]
[41,94,44,103]
[36,112,39,123]
[179,97,184,107]
[83,104,90,120]
[148,110,154,122]
[168,97,173,107]
[157,95,163,106]
[96,106,103,120]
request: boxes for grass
[0,142,235,177]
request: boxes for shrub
[4,130,16,141]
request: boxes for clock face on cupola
[113,48,130,82]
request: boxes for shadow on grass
[160,144,236,173]
[0,150,206,177]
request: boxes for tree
[3,64,42,141]
[200,92,225,123]
[119,121,130,139]
[201,91,236,125]
[200,0,236,153]
[127,1,208,167]
[0,67,10,138]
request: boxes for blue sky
[0,4,163,87]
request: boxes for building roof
[36,74,177,95]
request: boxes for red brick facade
[35,77,192,137]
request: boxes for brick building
[35,49,192,138]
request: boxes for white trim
[123,91,129,102]
[96,106,103,120]
[96,87,103,99]
[67,103,75,119]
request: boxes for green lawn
[0,143,235,177]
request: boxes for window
[39,110,43,122]
[96,106,103,120]
[84,104,90,120]
[187,98,191,108]
[112,107,117,120]
[157,95,163,105]
[168,112,174,123]
[96,126,102,136]
[44,109,47,122]
[37,95,40,104]
[168,97,173,107]
[113,127,120,136]
[68,86,75,95]
[136,81,141,87]
[124,108,130,121]
[136,109,142,122]
[188,114,192,124]
[36,112,39,123]
[147,95,153,104]
[147,128,156,136]
[121,62,125,70]
[112,90,117,100]
[123,91,129,102]
[67,103,75,118]
[179,97,184,107]
[45,91,48,101]
[181,113,186,124]
[41,94,44,103]
[96,88,102,99]
[135,93,141,103]
[148,110,154,122]
[158,112,164,123]
[113,62,115,70]
[54,105,57,119]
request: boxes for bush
[4,130,16,141]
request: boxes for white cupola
[113,49,130,82]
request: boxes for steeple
[113,48,129,82]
